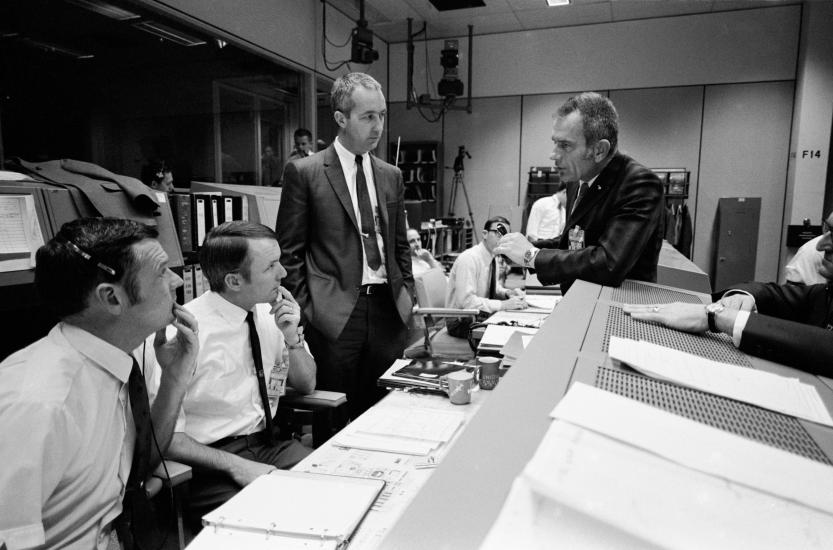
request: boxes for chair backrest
[414,267,448,309]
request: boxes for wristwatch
[705,302,725,333]
[523,246,540,268]
[286,327,305,350]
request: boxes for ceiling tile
[611,0,715,22]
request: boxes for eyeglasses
[408,238,421,244]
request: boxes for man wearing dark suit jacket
[496,92,664,292]
[276,73,413,419]
[623,211,833,376]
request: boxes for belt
[359,283,387,295]
[209,430,269,451]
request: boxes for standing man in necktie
[0,218,198,549]
[445,216,527,338]
[157,221,316,523]
[496,92,664,292]
[277,72,413,419]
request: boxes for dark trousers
[306,288,407,420]
[186,435,310,526]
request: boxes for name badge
[267,348,289,400]
[568,225,585,250]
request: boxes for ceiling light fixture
[132,20,206,46]
[546,0,570,6]
[64,0,140,21]
[20,37,94,59]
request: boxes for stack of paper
[478,324,538,352]
[377,358,470,394]
[608,336,833,426]
[332,405,465,455]
[482,384,833,550]
[523,294,561,312]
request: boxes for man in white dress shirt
[161,221,316,522]
[526,182,567,242]
[445,216,526,337]
[0,218,198,550]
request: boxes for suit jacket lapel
[568,154,621,222]
[323,146,360,233]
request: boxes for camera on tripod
[453,145,471,173]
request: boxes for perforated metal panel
[595,367,831,464]
[602,305,752,367]
[610,280,702,305]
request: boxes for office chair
[278,389,348,448]
[405,267,480,360]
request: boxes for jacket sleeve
[276,161,310,315]
[393,168,414,296]
[740,313,833,376]
[719,282,824,324]
[534,167,662,287]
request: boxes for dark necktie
[571,181,589,215]
[246,311,275,445]
[355,155,383,270]
[117,358,158,550]
[487,257,497,300]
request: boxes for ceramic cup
[445,370,474,405]
[477,356,501,390]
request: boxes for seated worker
[445,216,526,338]
[526,181,567,242]
[287,128,314,162]
[159,220,316,521]
[261,145,282,187]
[495,92,664,292]
[0,218,197,549]
[408,227,442,277]
[623,210,833,375]
[141,159,175,193]
[785,234,829,285]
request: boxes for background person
[408,227,442,276]
[526,182,567,242]
[141,159,174,193]
[446,216,526,338]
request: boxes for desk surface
[292,389,489,549]
[380,279,833,549]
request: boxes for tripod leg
[458,173,479,243]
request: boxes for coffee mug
[445,370,474,405]
[478,356,501,390]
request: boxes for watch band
[286,327,305,350]
[707,309,719,333]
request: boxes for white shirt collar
[334,136,369,170]
[57,322,133,383]
[203,290,252,326]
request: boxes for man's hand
[494,233,534,265]
[416,249,434,263]
[153,303,199,383]
[228,456,277,487]
[271,286,301,342]
[622,302,709,333]
[502,295,527,311]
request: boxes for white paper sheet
[608,336,833,426]
[551,383,833,516]
[478,325,538,348]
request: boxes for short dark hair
[35,218,157,319]
[200,221,278,292]
[141,159,170,187]
[330,72,382,116]
[294,128,312,141]
[557,92,618,153]
[484,216,510,232]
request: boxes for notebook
[377,358,472,394]
[190,470,385,549]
